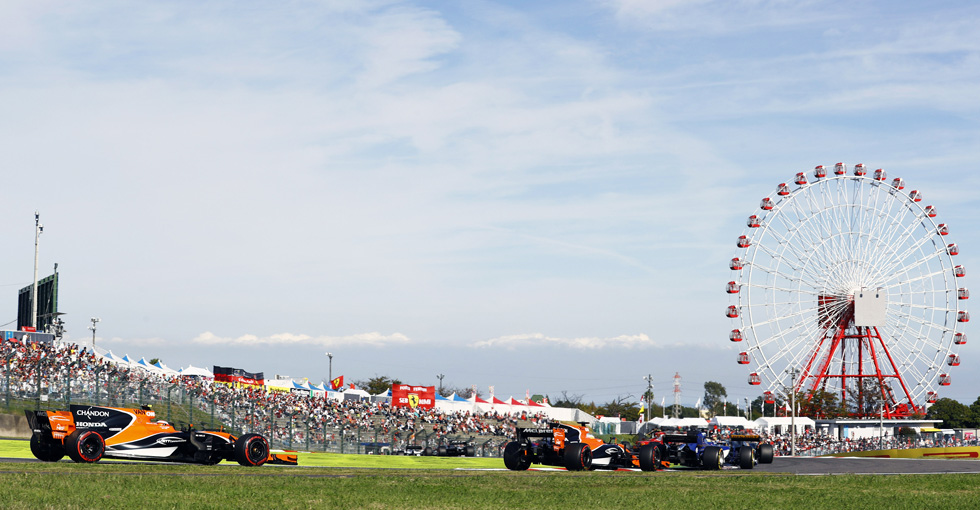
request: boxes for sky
[1,0,978,409]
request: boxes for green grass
[2,440,979,509]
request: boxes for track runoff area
[5,453,980,476]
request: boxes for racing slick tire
[757,443,774,464]
[65,430,105,463]
[701,446,723,470]
[738,445,755,469]
[30,434,65,462]
[234,433,269,466]
[563,442,592,471]
[638,443,662,472]
[423,446,433,456]
[465,445,476,457]
[503,442,531,471]
[437,445,448,456]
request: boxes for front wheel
[563,443,592,471]
[234,433,269,466]
[757,443,774,464]
[66,430,104,463]
[701,446,722,470]
[464,445,476,457]
[638,443,661,471]
[30,434,65,462]
[423,446,433,456]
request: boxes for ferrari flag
[391,384,435,409]
[330,375,344,391]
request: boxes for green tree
[847,378,889,416]
[801,389,843,418]
[595,395,641,422]
[927,397,972,428]
[968,397,980,428]
[703,381,727,417]
[354,375,402,395]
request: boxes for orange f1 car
[26,404,297,466]
[503,422,669,471]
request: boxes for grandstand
[0,339,550,455]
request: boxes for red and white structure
[727,164,967,418]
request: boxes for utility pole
[789,367,799,457]
[437,374,445,395]
[325,352,333,382]
[32,212,43,330]
[642,374,654,423]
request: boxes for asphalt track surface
[3,456,980,475]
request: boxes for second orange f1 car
[26,404,296,466]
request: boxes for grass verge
[2,440,980,509]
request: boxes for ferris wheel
[726,163,968,417]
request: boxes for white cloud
[471,332,660,350]
[190,331,413,348]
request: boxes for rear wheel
[423,446,432,456]
[30,434,65,462]
[66,430,104,463]
[464,445,476,457]
[234,433,269,466]
[638,443,661,471]
[503,442,530,470]
[437,445,448,456]
[757,443,774,464]
[701,446,722,470]
[738,446,755,469]
[563,443,592,471]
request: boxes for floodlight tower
[32,212,43,329]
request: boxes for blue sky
[1,0,978,408]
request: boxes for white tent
[178,365,214,378]
[99,351,129,366]
[753,417,815,434]
[342,388,371,401]
[709,416,755,429]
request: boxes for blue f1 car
[657,430,774,470]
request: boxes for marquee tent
[178,365,213,378]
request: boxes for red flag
[330,375,344,391]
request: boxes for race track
[4,455,980,475]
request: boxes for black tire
[701,446,722,470]
[65,430,104,463]
[30,434,65,462]
[464,445,476,457]
[437,445,448,456]
[563,443,592,471]
[638,443,661,472]
[757,443,774,464]
[738,445,754,469]
[234,433,269,466]
[503,442,530,471]
[423,446,432,456]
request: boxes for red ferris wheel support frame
[796,298,922,418]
